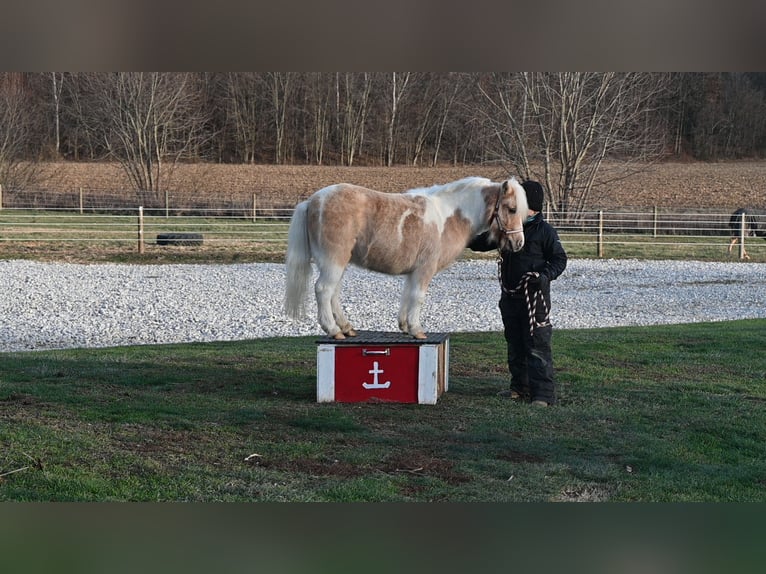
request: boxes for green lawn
[2,320,764,501]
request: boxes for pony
[284,177,528,339]
[728,208,765,259]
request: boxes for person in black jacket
[469,180,567,406]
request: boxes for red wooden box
[316,331,450,404]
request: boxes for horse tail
[284,200,313,319]
[749,213,765,238]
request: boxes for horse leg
[730,237,751,259]
[330,275,357,337]
[398,273,419,335]
[399,270,433,339]
[397,286,410,335]
[315,263,347,339]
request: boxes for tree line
[2,72,765,213]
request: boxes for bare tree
[0,73,40,189]
[301,72,333,164]
[8,72,766,171]
[403,73,439,166]
[431,73,467,166]
[684,72,766,159]
[49,72,65,157]
[224,72,264,163]
[382,72,412,167]
[395,73,468,166]
[261,72,298,164]
[478,72,671,217]
[336,73,372,166]
[59,73,101,160]
[725,73,766,157]
[76,72,208,197]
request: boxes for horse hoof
[413,332,427,340]
[332,332,346,340]
[345,329,358,337]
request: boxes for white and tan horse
[284,177,528,339]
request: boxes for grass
[1,211,764,501]
[559,233,766,262]
[0,210,289,264]
[2,210,765,264]
[2,319,765,501]
[1,235,762,265]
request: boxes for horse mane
[405,176,492,197]
[405,176,497,235]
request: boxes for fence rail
[0,199,764,261]
[0,209,292,245]
[0,184,298,217]
[544,208,765,259]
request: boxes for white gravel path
[0,258,764,352]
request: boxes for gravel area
[0,258,764,353]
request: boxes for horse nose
[512,235,525,252]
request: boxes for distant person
[468,180,567,406]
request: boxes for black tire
[156,233,204,246]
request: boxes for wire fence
[0,185,764,260]
[546,207,765,259]
[0,184,299,217]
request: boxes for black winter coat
[468,213,568,297]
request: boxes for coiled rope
[496,258,551,336]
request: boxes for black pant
[499,295,556,404]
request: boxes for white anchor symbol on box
[362,361,391,389]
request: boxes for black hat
[522,180,544,212]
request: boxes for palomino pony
[284,177,528,339]
[728,208,765,259]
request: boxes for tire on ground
[156,233,204,246]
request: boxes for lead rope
[496,256,550,337]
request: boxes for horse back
[730,208,760,235]
[306,183,451,274]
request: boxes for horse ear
[501,180,509,193]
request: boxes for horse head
[491,178,528,252]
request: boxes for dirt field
[32,160,766,210]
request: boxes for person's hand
[527,273,549,289]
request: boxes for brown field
[32,160,766,210]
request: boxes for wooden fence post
[253,193,257,223]
[653,206,658,238]
[0,183,3,211]
[598,210,604,258]
[138,206,145,254]
[739,211,746,260]
[79,187,84,214]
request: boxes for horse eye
[508,208,516,214]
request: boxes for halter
[492,187,525,237]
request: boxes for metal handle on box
[362,348,390,356]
